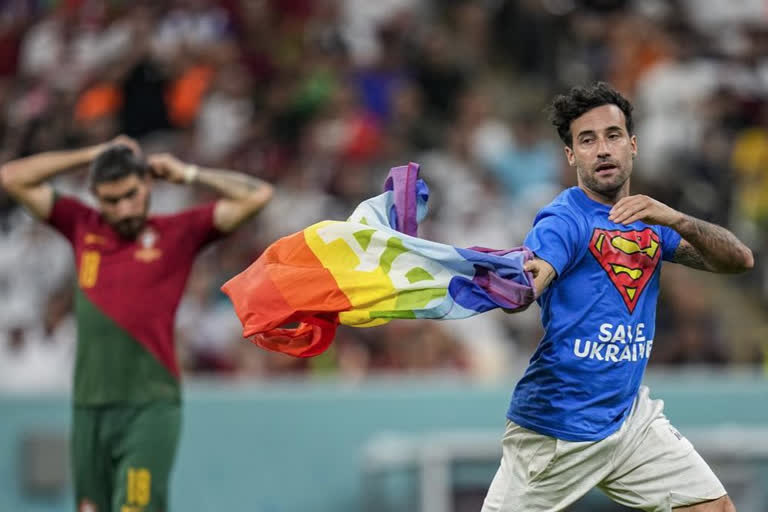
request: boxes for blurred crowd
[0,0,766,389]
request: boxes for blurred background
[0,0,767,511]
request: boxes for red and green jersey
[48,195,223,405]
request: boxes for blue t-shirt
[507,187,682,441]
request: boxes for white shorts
[482,386,726,512]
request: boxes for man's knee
[720,495,737,512]
[673,494,735,512]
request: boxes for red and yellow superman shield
[588,228,661,313]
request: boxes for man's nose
[597,137,611,158]
[116,198,133,217]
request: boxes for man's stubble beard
[108,196,150,240]
[577,164,631,199]
[112,216,147,239]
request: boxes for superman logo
[588,228,661,313]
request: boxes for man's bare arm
[148,154,274,233]
[670,216,753,273]
[670,240,709,271]
[0,136,138,219]
[609,194,754,274]
[200,169,274,232]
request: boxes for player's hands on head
[148,153,188,184]
[608,195,683,227]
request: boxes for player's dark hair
[89,145,148,188]
[547,82,634,147]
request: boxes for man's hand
[146,154,275,231]
[0,137,142,220]
[524,258,557,299]
[147,154,192,184]
[608,194,753,273]
[608,195,683,227]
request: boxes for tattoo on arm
[197,168,269,201]
[203,167,275,232]
[672,215,753,273]
[672,241,711,271]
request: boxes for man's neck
[578,182,630,206]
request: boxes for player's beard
[577,161,631,199]
[111,197,150,240]
[112,215,147,239]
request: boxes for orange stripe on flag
[269,231,353,313]
[221,231,352,357]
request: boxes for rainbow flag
[222,162,534,357]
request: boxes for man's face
[564,104,637,200]
[93,174,150,239]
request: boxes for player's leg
[598,386,728,512]
[109,401,181,512]
[71,407,112,512]
[481,420,616,512]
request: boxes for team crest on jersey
[588,227,661,313]
[134,228,162,262]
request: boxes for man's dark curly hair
[89,145,149,188]
[547,82,634,148]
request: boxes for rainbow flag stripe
[222,162,534,357]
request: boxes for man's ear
[564,145,576,167]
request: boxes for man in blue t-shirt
[482,83,753,512]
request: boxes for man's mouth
[595,163,618,174]
[115,218,144,238]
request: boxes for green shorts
[72,401,181,512]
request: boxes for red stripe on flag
[221,230,352,357]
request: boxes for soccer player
[0,136,273,512]
[482,83,753,512]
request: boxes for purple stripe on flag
[452,246,535,312]
[472,269,534,309]
[384,162,421,236]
